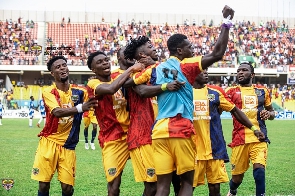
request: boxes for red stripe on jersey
[86,85,125,148]
[38,88,60,137]
[180,62,202,85]
[226,87,246,147]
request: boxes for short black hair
[124,36,150,60]
[47,56,67,71]
[87,51,106,70]
[30,96,33,99]
[240,62,255,74]
[167,34,187,55]
[117,47,123,59]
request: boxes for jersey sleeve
[133,65,154,85]
[42,90,60,113]
[180,56,203,85]
[218,88,235,112]
[87,79,101,97]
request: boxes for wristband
[161,83,168,91]
[76,104,83,113]
[222,15,233,29]
[250,125,257,132]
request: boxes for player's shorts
[193,159,229,187]
[152,137,196,175]
[29,111,34,119]
[31,137,76,186]
[41,112,46,118]
[102,134,129,182]
[230,142,268,175]
[83,116,98,128]
[130,144,157,182]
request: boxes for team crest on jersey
[207,94,215,101]
[255,89,262,97]
[2,179,14,191]
[231,164,236,171]
[108,168,117,176]
[147,168,155,177]
[32,168,39,175]
[71,95,79,103]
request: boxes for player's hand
[260,110,270,120]
[222,5,235,20]
[82,97,98,111]
[130,62,145,72]
[254,130,265,142]
[138,55,156,67]
[167,80,185,91]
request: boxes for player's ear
[138,52,147,58]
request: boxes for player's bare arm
[95,63,144,96]
[52,97,98,118]
[201,5,235,69]
[230,106,265,141]
[132,80,185,98]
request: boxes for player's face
[179,39,195,59]
[140,41,158,61]
[91,54,111,76]
[237,64,253,85]
[51,59,69,83]
[119,48,135,67]
[196,69,209,84]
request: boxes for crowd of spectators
[0,16,294,69]
[44,18,295,69]
[0,18,40,65]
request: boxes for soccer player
[37,99,46,128]
[122,40,184,196]
[0,99,4,125]
[192,69,265,196]
[225,62,275,196]
[29,95,37,127]
[86,51,144,196]
[123,5,235,196]
[83,110,98,150]
[31,56,97,196]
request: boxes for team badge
[147,168,155,177]
[108,168,117,176]
[32,168,39,175]
[71,95,79,103]
[207,94,215,101]
[255,89,262,97]
[2,179,14,191]
[231,164,236,171]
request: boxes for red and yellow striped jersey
[225,85,272,147]
[87,78,130,148]
[37,83,88,150]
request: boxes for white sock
[29,119,33,126]
[38,118,42,124]
[43,118,46,126]
[0,119,2,124]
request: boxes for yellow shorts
[83,116,98,128]
[193,159,229,187]
[102,135,129,182]
[152,137,196,175]
[230,142,268,175]
[31,137,76,186]
[130,144,157,182]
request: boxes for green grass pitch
[0,119,294,196]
